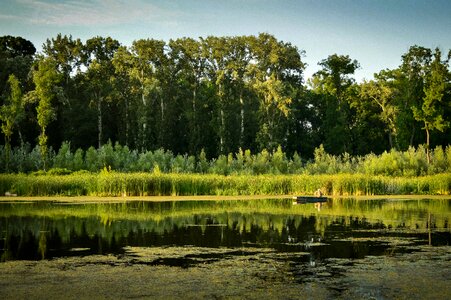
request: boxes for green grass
[1,171,450,197]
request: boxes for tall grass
[1,142,450,197]
[1,171,449,197]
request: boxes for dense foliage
[1,142,451,176]
[1,34,450,169]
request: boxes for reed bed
[1,172,450,197]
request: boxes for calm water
[1,198,450,263]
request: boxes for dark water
[1,198,450,264]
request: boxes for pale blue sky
[1,0,450,81]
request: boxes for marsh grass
[1,171,450,197]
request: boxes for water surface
[1,198,449,262]
[1,198,450,299]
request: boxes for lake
[1,198,450,299]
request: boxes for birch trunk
[97,96,103,149]
[219,82,225,154]
[161,97,164,122]
[426,126,430,164]
[220,108,225,154]
[240,90,245,147]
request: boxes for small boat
[293,196,328,204]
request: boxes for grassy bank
[1,171,450,197]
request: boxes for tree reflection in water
[0,198,450,262]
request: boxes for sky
[1,0,450,81]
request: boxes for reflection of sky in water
[1,199,450,262]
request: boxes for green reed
[1,171,450,197]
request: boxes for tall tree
[112,46,135,147]
[227,36,255,148]
[360,70,398,148]
[43,34,83,86]
[84,36,120,148]
[396,46,432,149]
[154,43,181,151]
[168,38,206,154]
[42,34,84,147]
[0,35,36,57]
[0,36,35,103]
[128,39,165,150]
[30,57,61,169]
[202,36,232,154]
[312,54,359,101]
[310,54,359,154]
[412,48,450,163]
[0,74,24,170]
[250,33,304,151]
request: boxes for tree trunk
[141,69,147,132]
[39,129,48,171]
[193,87,197,115]
[389,123,398,149]
[426,126,430,164]
[191,87,198,153]
[140,72,147,149]
[240,90,245,147]
[125,96,129,146]
[388,132,393,149]
[160,96,164,122]
[18,129,24,147]
[267,103,274,148]
[98,96,103,149]
[220,108,225,154]
[4,136,10,172]
[141,69,146,105]
[219,82,225,154]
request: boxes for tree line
[1,34,450,170]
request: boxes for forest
[0,34,450,174]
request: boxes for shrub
[196,149,210,174]
[54,141,73,170]
[85,146,100,172]
[73,148,84,171]
[1,141,450,177]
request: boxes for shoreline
[0,194,450,202]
